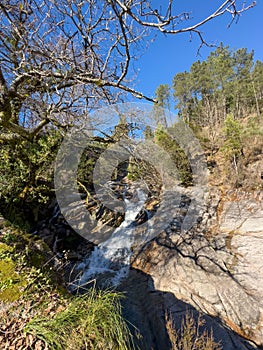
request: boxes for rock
[120,268,258,350]
[220,198,263,233]
[23,185,263,348]
[132,189,263,348]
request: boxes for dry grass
[165,311,222,350]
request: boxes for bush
[222,114,243,160]
[0,130,62,226]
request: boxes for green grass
[24,288,135,350]
[0,221,136,349]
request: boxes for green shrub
[221,114,243,160]
[0,130,62,226]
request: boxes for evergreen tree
[232,48,254,118]
[251,60,263,115]
[154,84,171,127]
[172,71,195,123]
[222,113,244,174]
[171,45,262,129]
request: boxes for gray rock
[220,199,263,233]
[132,189,263,348]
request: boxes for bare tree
[0,0,256,141]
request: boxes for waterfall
[70,187,147,291]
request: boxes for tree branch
[114,0,256,36]
[0,0,256,140]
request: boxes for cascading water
[70,187,147,291]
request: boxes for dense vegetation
[172,44,263,125]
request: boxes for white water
[71,188,147,290]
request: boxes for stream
[69,186,148,291]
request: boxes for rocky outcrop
[132,189,263,348]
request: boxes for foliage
[222,114,243,159]
[0,1,257,224]
[127,121,192,189]
[0,222,58,302]
[0,129,62,226]
[202,112,263,190]
[77,146,101,190]
[154,126,192,186]
[154,84,171,126]
[0,230,47,301]
[172,45,263,129]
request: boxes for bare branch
[0,0,256,139]
[30,118,50,138]
[0,132,23,142]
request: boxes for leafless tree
[0,0,256,141]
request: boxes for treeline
[156,44,263,127]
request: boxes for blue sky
[133,0,263,100]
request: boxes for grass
[0,217,225,350]
[165,311,222,350]
[24,287,135,350]
[0,221,136,349]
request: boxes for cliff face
[132,189,263,348]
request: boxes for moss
[0,258,26,302]
[0,258,16,279]
[0,229,52,302]
[0,242,13,253]
[0,240,26,303]
[0,282,23,302]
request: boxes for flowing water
[70,187,147,290]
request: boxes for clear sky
[133,0,263,100]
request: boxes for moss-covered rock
[0,222,58,302]
[0,259,26,302]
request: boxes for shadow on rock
[118,268,261,350]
